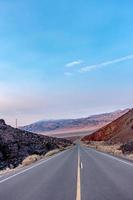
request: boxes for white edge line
[0,148,72,184]
[85,147,133,167]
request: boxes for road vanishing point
[0,144,133,200]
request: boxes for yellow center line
[76,148,81,200]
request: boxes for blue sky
[0,0,133,126]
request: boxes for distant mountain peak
[20,109,129,138]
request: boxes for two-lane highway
[0,144,133,200]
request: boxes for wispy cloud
[64,72,73,76]
[65,60,83,67]
[79,54,133,73]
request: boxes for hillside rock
[82,109,133,144]
[0,120,72,170]
[120,141,133,154]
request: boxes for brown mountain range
[82,109,133,144]
[21,109,129,138]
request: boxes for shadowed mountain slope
[0,120,72,170]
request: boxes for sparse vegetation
[0,145,73,175]
[22,155,43,166]
[85,141,133,161]
[45,149,60,157]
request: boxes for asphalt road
[0,147,78,200]
[0,144,133,200]
[80,146,133,200]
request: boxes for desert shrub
[22,154,42,166]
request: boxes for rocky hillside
[21,109,129,136]
[82,109,133,144]
[0,119,72,170]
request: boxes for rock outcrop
[120,141,133,154]
[0,120,72,170]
